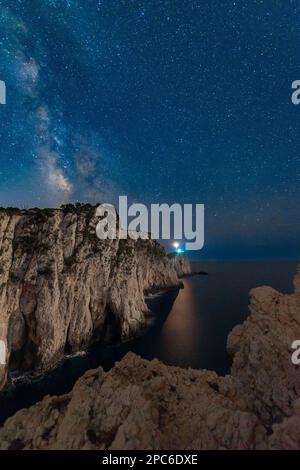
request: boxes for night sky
[0,0,299,259]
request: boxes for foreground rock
[0,267,299,450]
[0,353,266,450]
[227,266,300,428]
[0,205,190,390]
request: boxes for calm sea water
[0,260,297,424]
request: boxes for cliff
[0,205,190,391]
[0,265,299,450]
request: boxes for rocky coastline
[0,264,299,449]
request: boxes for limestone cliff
[0,205,190,390]
[0,265,299,450]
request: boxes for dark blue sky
[0,0,299,259]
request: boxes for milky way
[0,0,299,258]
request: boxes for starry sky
[0,0,299,259]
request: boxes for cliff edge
[0,205,190,390]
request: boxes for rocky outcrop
[168,253,191,277]
[0,266,299,450]
[0,205,190,391]
[0,352,266,450]
[227,273,300,428]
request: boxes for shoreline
[0,264,299,448]
[0,261,298,434]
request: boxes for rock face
[227,274,300,428]
[168,253,191,278]
[0,205,190,390]
[0,266,299,450]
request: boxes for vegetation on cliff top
[0,202,98,216]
